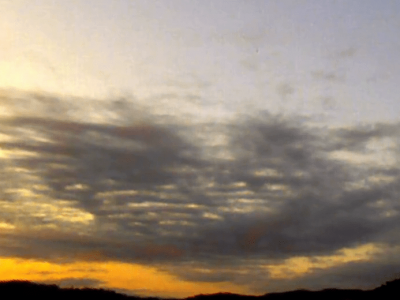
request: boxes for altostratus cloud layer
[0,91,399,297]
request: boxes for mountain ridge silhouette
[0,278,399,300]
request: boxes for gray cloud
[276,82,295,98]
[1,89,400,293]
[255,255,400,294]
[336,48,357,59]
[35,277,105,289]
[311,70,344,82]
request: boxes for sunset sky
[1,0,400,298]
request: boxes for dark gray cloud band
[1,90,400,293]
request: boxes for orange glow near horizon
[0,243,385,298]
[0,257,250,298]
[265,243,384,280]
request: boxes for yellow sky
[0,242,385,298]
[0,257,249,298]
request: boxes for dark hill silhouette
[0,280,157,300]
[0,278,399,300]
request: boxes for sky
[1,0,400,298]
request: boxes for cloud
[1,89,400,293]
[35,277,105,289]
[311,70,344,82]
[256,251,400,294]
[336,48,357,59]
[276,82,295,98]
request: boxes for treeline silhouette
[0,278,399,300]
